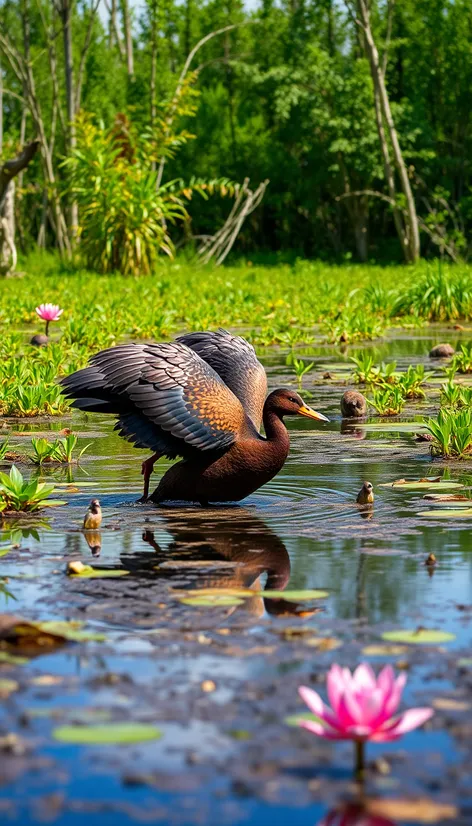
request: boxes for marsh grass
[1,255,472,417]
[424,408,472,458]
[369,386,406,416]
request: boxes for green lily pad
[0,651,28,664]
[53,482,96,487]
[457,658,472,668]
[417,508,472,518]
[0,545,14,558]
[179,595,245,607]
[52,722,163,745]
[0,678,19,695]
[42,500,68,508]
[381,629,456,645]
[262,589,329,601]
[69,566,129,578]
[285,712,323,727]
[360,422,427,432]
[380,480,463,490]
[38,622,106,642]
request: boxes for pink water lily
[298,663,433,743]
[35,303,63,322]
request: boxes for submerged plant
[369,386,405,416]
[424,408,472,458]
[0,465,66,513]
[298,663,433,774]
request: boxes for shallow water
[1,328,472,825]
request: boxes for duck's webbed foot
[138,453,160,502]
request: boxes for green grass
[1,253,472,418]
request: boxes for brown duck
[61,329,328,505]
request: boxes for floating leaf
[38,622,106,642]
[0,545,14,558]
[366,797,457,823]
[457,658,472,668]
[68,564,129,578]
[362,644,409,657]
[0,678,19,696]
[0,651,28,664]
[52,722,162,745]
[423,493,470,502]
[304,636,341,650]
[433,697,470,711]
[175,587,255,598]
[285,712,323,727]
[381,629,456,644]
[380,479,463,490]
[262,589,329,601]
[41,500,67,508]
[179,594,245,607]
[360,422,427,432]
[417,509,472,518]
[227,729,252,740]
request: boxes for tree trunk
[356,0,420,262]
[59,0,78,236]
[0,140,39,275]
[120,0,134,76]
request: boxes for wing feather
[177,329,267,431]
[60,341,247,460]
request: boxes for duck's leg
[139,453,160,502]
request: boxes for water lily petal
[298,686,325,717]
[298,719,343,740]
[384,672,407,717]
[387,707,434,736]
[326,664,346,715]
[353,663,377,690]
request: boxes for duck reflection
[122,508,317,618]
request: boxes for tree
[0,139,39,274]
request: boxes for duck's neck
[263,407,290,453]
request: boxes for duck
[83,498,102,529]
[61,329,328,505]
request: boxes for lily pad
[285,712,323,727]
[68,565,129,578]
[360,422,427,432]
[417,508,472,518]
[262,589,329,601]
[179,595,245,607]
[380,479,463,490]
[52,722,162,745]
[381,629,456,645]
[0,678,19,696]
[362,644,409,657]
[0,651,28,665]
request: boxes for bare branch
[75,0,101,112]
[381,0,395,77]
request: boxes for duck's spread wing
[60,342,246,460]
[177,329,267,431]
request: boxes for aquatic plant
[449,342,472,374]
[35,303,63,337]
[298,663,433,773]
[288,356,315,391]
[424,408,472,458]
[0,440,10,463]
[0,382,68,417]
[440,380,472,409]
[396,365,434,399]
[369,386,406,416]
[29,434,91,465]
[0,465,66,513]
[393,263,472,321]
[350,353,377,384]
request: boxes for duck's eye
[288,397,298,403]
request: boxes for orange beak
[298,404,329,422]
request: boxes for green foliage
[287,356,314,390]
[396,365,434,400]
[0,466,66,513]
[64,107,238,275]
[369,386,406,416]
[393,264,472,321]
[0,441,10,463]
[440,381,472,409]
[29,434,90,465]
[424,408,472,459]
[449,343,472,375]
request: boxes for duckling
[83,498,102,530]
[429,343,455,358]
[356,481,374,505]
[341,390,367,418]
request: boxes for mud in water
[0,328,471,825]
